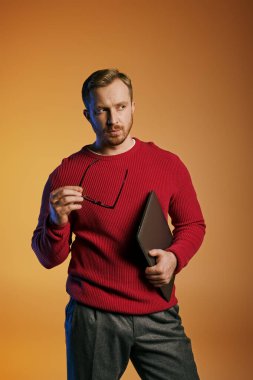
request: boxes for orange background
[1,1,252,379]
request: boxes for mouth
[106,128,122,137]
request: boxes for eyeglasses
[79,159,128,209]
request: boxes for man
[32,68,206,380]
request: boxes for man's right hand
[49,186,83,226]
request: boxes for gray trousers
[65,298,199,380]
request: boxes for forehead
[89,79,131,107]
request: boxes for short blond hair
[82,68,133,108]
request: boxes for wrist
[166,251,177,269]
[48,215,68,228]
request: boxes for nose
[106,109,118,126]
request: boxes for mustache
[104,125,123,132]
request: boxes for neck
[89,136,135,156]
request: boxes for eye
[95,108,106,115]
[118,104,126,111]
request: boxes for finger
[54,203,82,215]
[145,266,160,275]
[55,189,83,199]
[147,277,170,286]
[50,186,83,199]
[149,249,163,256]
[56,186,83,192]
[145,270,167,280]
[53,195,84,206]
[145,274,162,280]
[50,191,83,204]
[146,275,168,282]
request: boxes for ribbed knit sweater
[32,138,205,314]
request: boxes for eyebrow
[95,101,129,108]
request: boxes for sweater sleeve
[31,172,72,269]
[167,158,206,274]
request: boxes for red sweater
[32,138,205,314]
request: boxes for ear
[83,109,90,121]
[131,101,135,113]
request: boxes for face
[84,79,135,148]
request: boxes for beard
[102,116,133,146]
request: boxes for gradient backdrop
[1,1,252,379]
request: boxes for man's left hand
[145,250,177,287]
